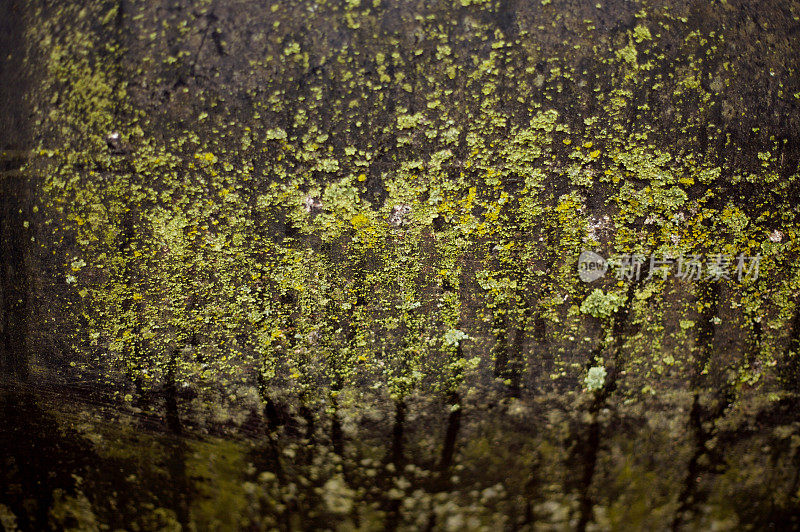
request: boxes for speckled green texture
[6,0,800,529]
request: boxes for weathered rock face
[2,0,800,529]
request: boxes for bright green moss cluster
[580,289,624,320]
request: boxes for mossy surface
[2,0,800,529]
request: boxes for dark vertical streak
[0,0,31,384]
[692,282,720,389]
[492,311,509,378]
[391,398,406,470]
[671,388,733,530]
[164,346,191,529]
[384,398,406,531]
[0,152,30,383]
[438,393,462,478]
[575,398,601,532]
[330,392,345,458]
